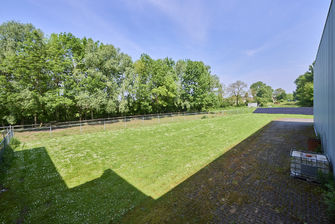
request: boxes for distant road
[253,107,313,115]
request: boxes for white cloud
[243,39,277,57]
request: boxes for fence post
[80,122,82,133]
[50,124,52,136]
[104,120,106,131]
[2,132,4,150]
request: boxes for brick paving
[123,118,330,224]
[213,118,328,224]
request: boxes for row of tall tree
[0,21,303,126]
[0,21,224,125]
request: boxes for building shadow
[0,146,153,223]
[122,119,328,224]
[1,119,328,224]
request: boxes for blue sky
[0,0,331,92]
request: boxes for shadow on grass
[0,146,153,223]
[122,120,326,224]
[1,119,323,224]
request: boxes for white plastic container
[290,149,329,181]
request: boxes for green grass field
[0,112,313,223]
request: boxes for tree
[294,64,314,106]
[178,60,219,111]
[250,81,273,106]
[250,81,266,100]
[133,54,155,114]
[0,22,47,124]
[273,88,287,102]
[286,93,294,101]
[227,81,247,106]
[0,20,254,125]
[0,21,41,124]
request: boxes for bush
[324,183,335,218]
[319,172,335,219]
[9,138,21,148]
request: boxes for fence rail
[0,129,14,162]
[0,109,251,133]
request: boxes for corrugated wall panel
[314,0,335,174]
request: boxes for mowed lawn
[0,113,312,223]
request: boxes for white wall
[314,0,335,173]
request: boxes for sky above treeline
[0,0,331,93]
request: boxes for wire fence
[0,128,14,163]
[0,108,252,142]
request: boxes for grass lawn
[0,112,313,223]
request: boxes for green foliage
[0,20,293,125]
[286,93,294,101]
[273,88,287,102]
[0,21,224,125]
[250,81,273,106]
[227,80,248,106]
[294,64,314,106]
[324,183,335,218]
[319,172,335,219]
[9,137,21,148]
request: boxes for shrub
[319,172,335,219]
[9,138,21,148]
[324,183,335,218]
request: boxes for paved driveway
[123,118,329,224]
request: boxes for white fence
[0,129,14,162]
[0,109,250,133]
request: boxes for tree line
[0,21,310,126]
[0,21,226,125]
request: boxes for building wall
[314,0,335,173]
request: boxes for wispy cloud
[243,28,292,57]
[67,0,143,53]
[244,45,267,56]
[28,0,144,57]
[143,0,211,42]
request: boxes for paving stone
[213,119,329,224]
